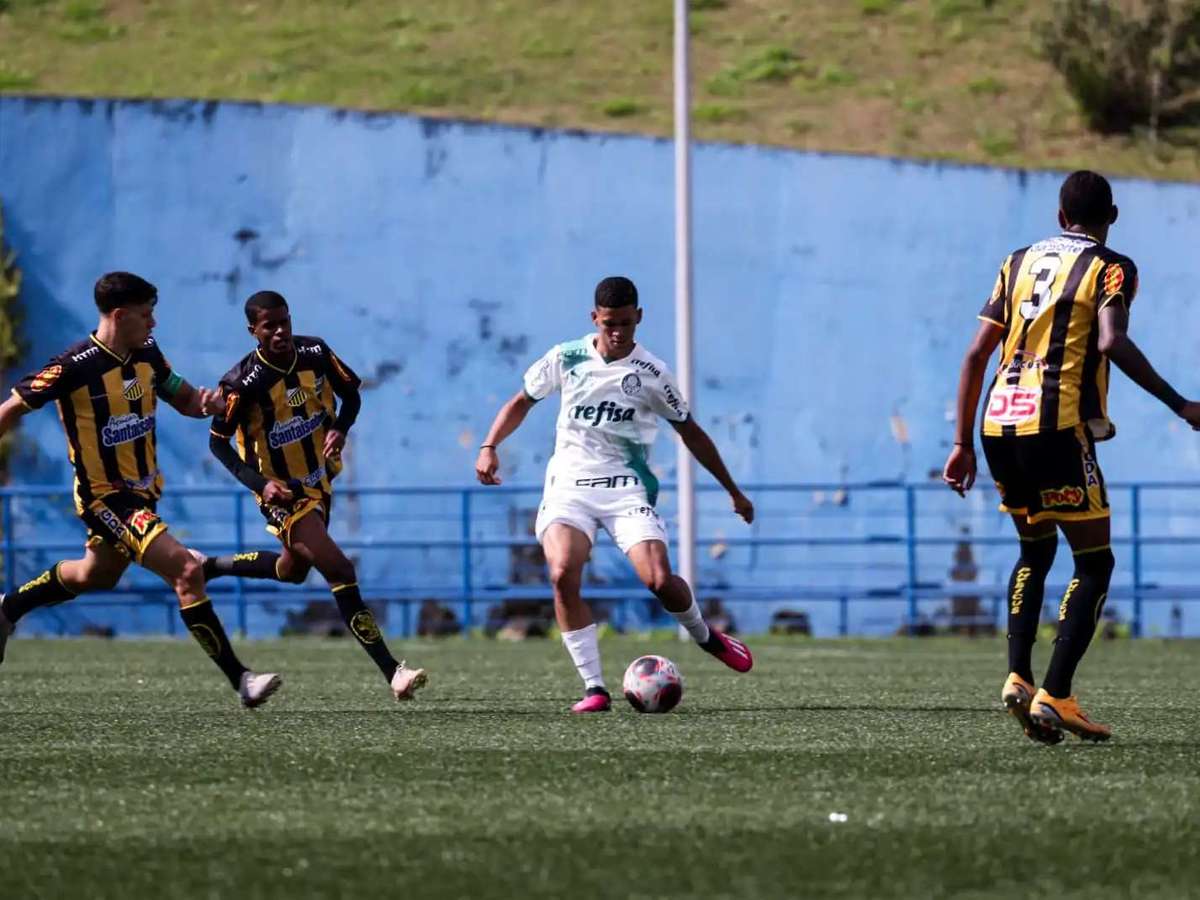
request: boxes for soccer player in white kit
[475,276,756,712]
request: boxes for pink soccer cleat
[571,688,612,714]
[704,630,754,673]
[391,661,428,701]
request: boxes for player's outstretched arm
[1098,303,1200,429]
[943,321,1004,496]
[475,390,537,485]
[669,416,754,524]
[0,393,31,439]
[165,380,224,419]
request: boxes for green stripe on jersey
[620,439,659,507]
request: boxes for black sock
[180,598,249,690]
[1043,546,1115,698]
[332,583,398,681]
[1006,534,1058,683]
[202,551,283,583]
[1,563,77,624]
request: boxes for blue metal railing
[2,481,1199,638]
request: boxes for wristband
[162,371,184,398]
[480,444,497,450]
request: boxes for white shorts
[535,483,668,554]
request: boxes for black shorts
[80,492,168,563]
[981,424,1109,524]
[260,492,332,543]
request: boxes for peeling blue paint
[3,96,1200,635]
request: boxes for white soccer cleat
[239,671,282,708]
[391,661,428,701]
[0,601,12,666]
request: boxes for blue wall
[3,97,1200,634]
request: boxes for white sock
[562,624,606,690]
[670,598,711,645]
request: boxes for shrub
[1041,0,1200,135]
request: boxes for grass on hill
[0,0,1198,180]
[2,635,1199,898]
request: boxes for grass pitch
[2,636,1199,899]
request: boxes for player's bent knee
[280,563,309,584]
[548,564,581,594]
[83,568,123,592]
[178,557,205,589]
[644,569,672,595]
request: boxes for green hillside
[1,0,1198,180]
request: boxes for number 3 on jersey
[1019,254,1062,320]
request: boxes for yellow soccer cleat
[1029,689,1112,742]
[1002,673,1063,746]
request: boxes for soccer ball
[622,655,684,713]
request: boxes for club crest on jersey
[621,373,642,396]
[122,378,145,401]
[101,413,155,446]
[30,365,63,392]
[286,386,311,408]
[571,401,635,426]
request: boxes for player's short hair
[94,272,157,313]
[1059,170,1114,228]
[244,290,289,324]
[594,276,639,309]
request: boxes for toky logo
[1041,486,1084,508]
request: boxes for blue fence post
[1131,484,1143,639]
[234,492,248,637]
[904,486,918,634]
[460,490,473,633]
[839,595,848,637]
[2,493,15,595]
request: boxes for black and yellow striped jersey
[978,232,1138,439]
[210,336,361,502]
[12,334,175,507]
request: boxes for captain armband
[160,371,185,398]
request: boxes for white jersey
[523,335,689,505]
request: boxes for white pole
[674,0,696,636]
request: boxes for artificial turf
[1,635,1198,899]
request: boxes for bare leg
[141,532,261,695]
[288,512,406,686]
[542,524,607,701]
[625,540,693,613]
[542,523,594,632]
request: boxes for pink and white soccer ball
[622,655,684,713]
